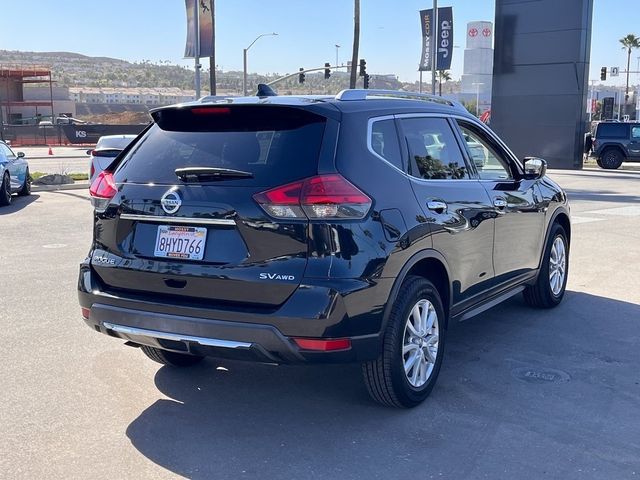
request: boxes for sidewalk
[19,146,90,159]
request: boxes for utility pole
[335,44,340,67]
[431,0,438,95]
[209,0,216,95]
[194,1,201,98]
[350,0,360,89]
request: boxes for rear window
[596,123,629,139]
[114,106,326,186]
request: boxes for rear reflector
[254,174,371,220]
[89,171,117,211]
[293,338,352,351]
[81,307,90,319]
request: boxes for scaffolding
[0,64,54,126]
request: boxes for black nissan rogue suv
[78,89,571,407]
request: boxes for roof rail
[335,89,460,108]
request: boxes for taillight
[89,171,117,212]
[253,174,372,220]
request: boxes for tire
[524,224,569,308]
[599,148,624,170]
[0,172,11,206]
[362,276,446,408]
[17,168,31,196]
[596,158,603,168]
[140,345,205,367]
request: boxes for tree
[438,70,451,96]
[349,0,360,89]
[619,34,640,111]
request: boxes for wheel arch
[538,207,571,270]
[599,144,628,160]
[381,250,452,333]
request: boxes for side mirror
[17,151,25,158]
[523,157,547,180]
[86,149,93,156]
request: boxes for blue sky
[1,0,639,86]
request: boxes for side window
[457,123,513,180]
[370,119,402,170]
[631,126,640,139]
[0,144,14,160]
[399,117,469,180]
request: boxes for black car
[592,121,640,169]
[79,89,571,408]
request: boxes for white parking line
[586,206,640,217]
[570,216,604,225]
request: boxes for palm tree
[619,34,640,111]
[350,0,360,89]
[438,70,451,96]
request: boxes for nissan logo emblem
[160,190,182,214]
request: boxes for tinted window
[597,123,629,139]
[370,119,402,169]
[400,117,469,180]
[114,106,326,186]
[457,122,513,180]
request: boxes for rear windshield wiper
[175,167,254,182]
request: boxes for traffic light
[363,73,370,89]
[359,59,366,77]
[298,68,305,84]
[600,67,607,81]
[324,63,331,80]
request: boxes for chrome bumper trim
[119,213,236,226]
[102,322,252,349]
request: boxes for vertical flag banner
[436,7,453,71]
[419,7,454,71]
[419,9,433,71]
[184,0,214,58]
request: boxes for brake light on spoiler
[253,174,372,220]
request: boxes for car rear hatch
[90,104,334,308]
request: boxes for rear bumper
[78,264,391,364]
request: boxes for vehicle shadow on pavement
[564,188,640,204]
[126,291,640,480]
[0,194,39,215]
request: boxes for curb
[32,182,89,192]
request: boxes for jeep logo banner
[419,7,454,72]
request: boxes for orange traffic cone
[48,146,53,155]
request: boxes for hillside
[0,50,460,96]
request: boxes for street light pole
[242,32,278,96]
[431,0,438,95]
[335,44,341,67]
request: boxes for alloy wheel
[402,299,439,388]
[549,236,566,296]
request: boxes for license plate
[154,225,207,260]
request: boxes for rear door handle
[427,200,447,213]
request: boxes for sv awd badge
[259,273,296,281]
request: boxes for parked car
[0,140,30,206]
[87,134,137,183]
[79,89,571,407]
[592,121,640,169]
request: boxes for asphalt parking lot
[1,169,639,479]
